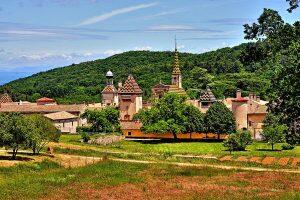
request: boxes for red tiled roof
[102,85,117,93]
[118,75,142,94]
[37,97,55,102]
[0,93,13,103]
[0,104,86,114]
[232,97,248,103]
[120,121,142,130]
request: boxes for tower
[232,89,248,130]
[101,70,118,106]
[171,37,182,89]
[118,74,143,121]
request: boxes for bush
[281,143,295,150]
[81,132,91,143]
[77,126,92,133]
[223,130,253,152]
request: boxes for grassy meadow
[59,134,300,158]
[0,160,299,200]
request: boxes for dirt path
[53,153,300,174]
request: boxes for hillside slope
[0,44,270,104]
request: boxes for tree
[223,130,253,153]
[135,93,204,139]
[262,124,288,150]
[269,42,300,145]
[0,113,29,160]
[25,115,60,155]
[287,0,299,12]
[82,107,120,133]
[205,102,236,136]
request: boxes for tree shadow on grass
[0,155,34,161]
[256,149,282,152]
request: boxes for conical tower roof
[118,75,142,94]
[0,93,13,103]
[200,86,216,102]
[172,38,181,75]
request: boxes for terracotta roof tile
[118,75,142,94]
[200,87,216,102]
[37,97,55,102]
[0,93,13,103]
[44,111,78,120]
[102,85,117,93]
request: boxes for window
[201,102,209,108]
[128,132,132,136]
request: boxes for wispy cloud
[144,10,182,19]
[208,18,253,26]
[0,22,107,41]
[147,25,221,32]
[75,2,158,26]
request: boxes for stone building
[44,111,79,134]
[101,70,118,106]
[118,74,143,121]
[199,86,217,113]
[152,39,186,99]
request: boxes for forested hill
[1,43,271,104]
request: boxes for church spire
[173,35,181,75]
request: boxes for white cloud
[177,45,185,50]
[75,2,158,26]
[144,10,181,19]
[103,49,123,56]
[134,46,152,51]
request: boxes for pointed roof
[200,86,216,102]
[102,85,117,93]
[0,93,13,103]
[118,75,142,94]
[44,111,78,120]
[37,97,56,103]
[172,37,181,75]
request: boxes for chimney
[236,89,242,99]
[249,92,254,100]
[256,96,260,102]
[118,81,123,89]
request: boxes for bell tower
[171,37,182,89]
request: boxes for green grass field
[59,134,300,158]
[0,160,299,200]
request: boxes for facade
[44,111,80,134]
[118,74,143,121]
[101,70,118,106]
[199,86,217,113]
[223,89,268,139]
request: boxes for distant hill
[0,43,271,104]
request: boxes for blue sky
[0,0,299,78]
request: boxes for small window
[128,132,132,136]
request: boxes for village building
[101,70,118,106]
[118,74,143,121]
[198,86,217,113]
[152,40,186,99]
[223,89,268,139]
[44,111,79,134]
[0,92,13,104]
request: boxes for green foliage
[135,93,204,139]
[281,143,295,150]
[25,114,60,154]
[204,102,236,135]
[81,107,120,133]
[0,113,29,159]
[81,132,91,143]
[262,124,288,151]
[223,130,253,152]
[1,46,272,103]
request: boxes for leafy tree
[287,0,299,12]
[262,124,288,150]
[135,93,204,139]
[268,42,300,145]
[0,113,29,159]
[183,105,205,133]
[82,107,120,133]
[223,130,253,153]
[25,115,60,155]
[205,102,236,136]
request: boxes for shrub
[81,132,91,143]
[223,130,253,153]
[281,143,295,150]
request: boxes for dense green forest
[0,43,271,104]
